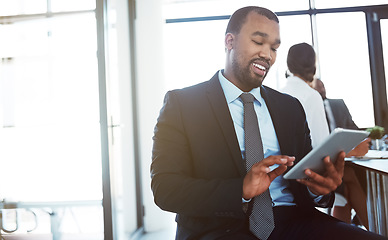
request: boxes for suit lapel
[205,73,245,176]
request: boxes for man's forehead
[242,12,281,42]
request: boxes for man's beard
[231,56,267,90]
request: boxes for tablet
[283,128,370,179]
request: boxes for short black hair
[225,6,279,36]
[287,43,316,82]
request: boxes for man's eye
[271,48,278,52]
[253,40,263,45]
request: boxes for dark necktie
[240,93,275,240]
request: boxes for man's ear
[225,33,234,51]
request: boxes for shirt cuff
[307,188,324,203]
[242,197,252,203]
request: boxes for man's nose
[258,46,272,61]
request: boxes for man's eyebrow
[252,31,268,37]
[252,31,281,45]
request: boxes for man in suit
[151,6,386,240]
[312,78,358,132]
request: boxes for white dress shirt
[280,76,329,148]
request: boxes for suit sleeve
[340,99,359,130]
[151,90,246,219]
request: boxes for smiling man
[151,6,388,240]
[224,11,280,92]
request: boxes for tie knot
[240,93,255,104]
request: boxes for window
[0,13,101,202]
[0,0,47,15]
[162,2,387,130]
[163,19,227,90]
[51,0,95,12]
[266,14,312,90]
[316,12,374,128]
[315,0,388,9]
[0,5,103,239]
[163,14,312,91]
[163,0,309,19]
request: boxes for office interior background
[0,0,387,239]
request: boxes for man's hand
[242,155,295,199]
[297,151,345,196]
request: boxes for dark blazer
[151,72,334,240]
[326,98,358,130]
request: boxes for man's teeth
[253,63,266,71]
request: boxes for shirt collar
[218,70,263,106]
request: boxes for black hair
[287,43,316,82]
[225,6,279,36]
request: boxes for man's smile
[252,61,269,76]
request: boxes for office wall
[134,0,175,232]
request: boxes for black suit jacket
[151,72,334,240]
[326,98,358,130]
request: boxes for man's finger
[268,165,287,181]
[322,157,339,178]
[260,156,295,167]
[333,152,345,172]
